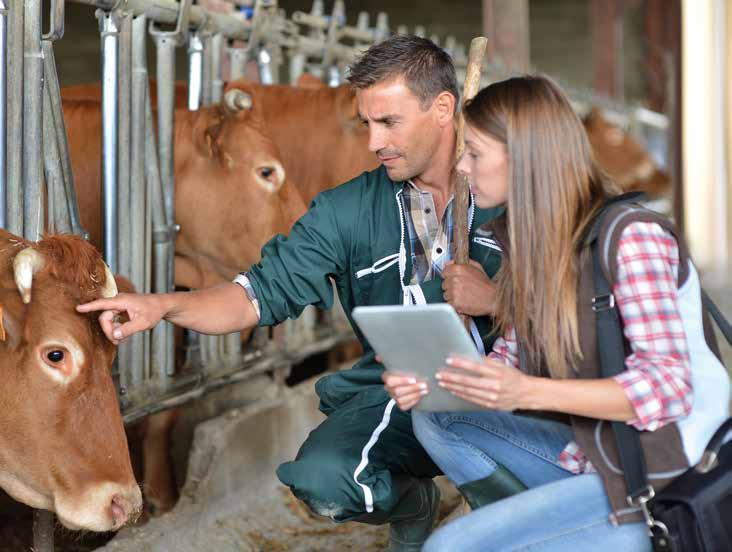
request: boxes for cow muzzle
[54,482,143,532]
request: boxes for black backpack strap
[590,226,650,501]
[701,289,732,346]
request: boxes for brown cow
[583,107,672,197]
[0,230,141,531]
[62,97,308,290]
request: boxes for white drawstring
[355,253,401,279]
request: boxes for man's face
[356,77,444,182]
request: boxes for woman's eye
[47,350,64,363]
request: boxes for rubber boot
[457,465,527,510]
[387,478,441,552]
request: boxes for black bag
[589,196,732,552]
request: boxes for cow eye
[257,167,275,181]
[47,350,64,363]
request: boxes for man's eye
[360,120,369,127]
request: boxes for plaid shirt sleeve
[611,221,692,432]
[488,326,519,368]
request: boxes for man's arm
[77,283,258,344]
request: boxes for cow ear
[335,88,359,125]
[0,302,23,349]
[296,73,325,89]
[193,109,225,160]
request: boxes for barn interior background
[1,0,730,551]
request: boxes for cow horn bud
[100,264,118,299]
[13,248,45,304]
[224,89,253,112]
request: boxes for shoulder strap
[591,228,650,500]
[591,197,732,504]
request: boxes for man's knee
[277,444,360,520]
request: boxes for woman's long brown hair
[465,75,619,377]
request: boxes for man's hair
[347,35,459,112]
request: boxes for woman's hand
[441,260,496,316]
[382,371,428,411]
[436,355,532,411]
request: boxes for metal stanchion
[0,1,7,229]
[22,0,43,241]
[97,10,120,272]
[187,31,203,110]
[211,33,223,103]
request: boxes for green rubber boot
[457,465,527,510]
[387,478,441,552]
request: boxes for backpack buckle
[592,293,615,312]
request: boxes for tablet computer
[352,303,484,411]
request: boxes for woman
[382,75,729,551]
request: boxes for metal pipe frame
[0,1,7,229]
[22,0,44,241]
[69,0,252,41]
[187,32,203,111]
[128,13,148,388]
[210,33,223,103]
[42,41,87,237]
[117,12,132,280]
[145,93,172,385]
[201,34,213,107]
[98,10,120,272]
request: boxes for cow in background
[63,97,308,290]
[0,230,141,531]
[583,107,672,198]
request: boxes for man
[80,36,512,551]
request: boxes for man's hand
[382,371,428,411]
[77,293,168,345]
[442,260,496,316]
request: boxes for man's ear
[335,87,360,126]
[434,90,456,127]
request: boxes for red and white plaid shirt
[489,221,692,474]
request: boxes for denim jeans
[412,410,651,552]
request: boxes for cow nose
[110,488,143,528]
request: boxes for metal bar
[129,13,148,388]
[42,41,86,237]
[98,10,120,272]
[32,510,54,552]
[257,47,273,85]
[145,90,172,385]
[117,12,132,278]
[0,1,6,230]
[22,0,44,241]
[201,34,213,106]
[42,47,72,234]
[6,0,23,235]
[211,33,223,103]
[228,46,247,81]
[69,0,252,41]
[43,0,66,41]
[187,32,203,111]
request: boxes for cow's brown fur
[0,229,141,531]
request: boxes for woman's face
[456,124,509,209]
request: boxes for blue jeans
[412,411,651,552]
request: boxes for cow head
[174,96,308,287]
[583,107,671,197]
[0,232,142,531]
[223,79,378,205]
